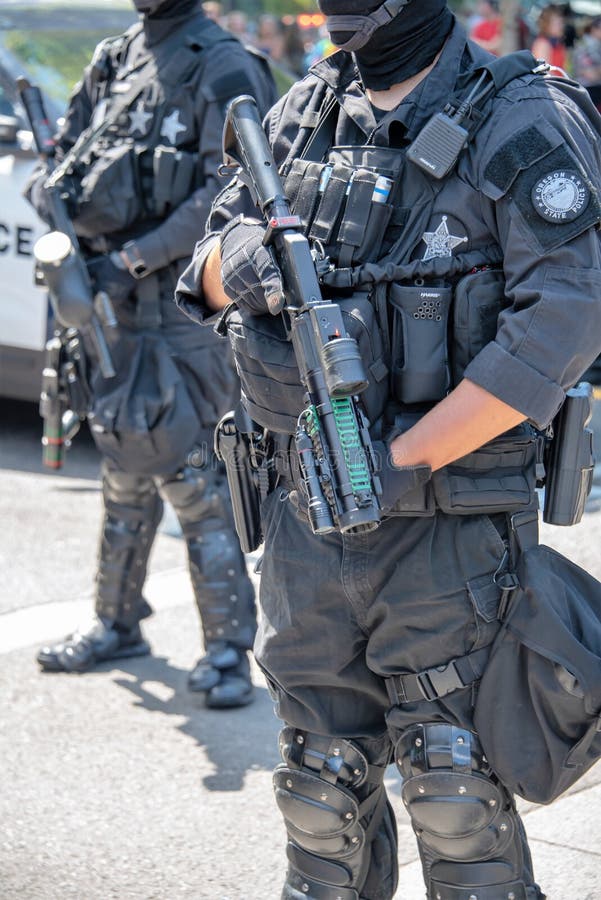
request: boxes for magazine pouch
[73,142,143,237]
[451,267,507,386]
[431,424,540,515]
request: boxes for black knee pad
[395,723,532,900]
[275,727,396,899]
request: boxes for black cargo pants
[256,490,542,900]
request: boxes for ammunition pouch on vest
[151,145,199,218]
[73,142,144,238]
[283,146,404,270]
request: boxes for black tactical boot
[36,616,150,673]
[188,641,254,708]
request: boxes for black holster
[543,382,595,526]
[214,408,264,553]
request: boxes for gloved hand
[220,215,285,315]
[372,440,432,512]
[87,252,137,305]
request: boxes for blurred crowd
[465,0,601,108]
[201,2,329,78]
[202,1,601,109]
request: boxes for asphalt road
[1,396,600,900]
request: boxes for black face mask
[133,0,196,18]
[319,0,453,90]
[134,0,200,46]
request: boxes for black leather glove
[86,252,137,305]
[372,440,432,512]
[220,215,285,315]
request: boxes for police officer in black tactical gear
[177,0,601,893]
[27,0,276,708]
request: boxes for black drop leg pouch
[474,544,601,804]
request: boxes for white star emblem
[421,215,468,261]
[128,100,153,135]
[160,109,186,144]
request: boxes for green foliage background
[6,31,104,95]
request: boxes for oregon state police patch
[531,170,590,223]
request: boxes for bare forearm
[202,244,231,310]
[389,379,527,472]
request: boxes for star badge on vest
[421,215,468,261]
[160,109,186,144]
[532,170,590,223]
[129,100,152,135]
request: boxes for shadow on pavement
[111,654,280,791]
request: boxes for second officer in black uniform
[28,0,276,708]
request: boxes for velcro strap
[386,645,491,705]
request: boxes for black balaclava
[318,0,453,90]
[133,0,200,45]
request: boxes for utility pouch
[452,268,507,386]
[152,145,197,216]
[432,424,540,515]
[73,142,143,237]
[215,409,263,553]
[543,382,595,526]
[389,283,452,404]
[474,544,601,804]
[88,332,199,475]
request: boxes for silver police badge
[531,170,589,223]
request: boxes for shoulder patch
[509,144,601,252]
[531,170,590,223]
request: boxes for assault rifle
[222,95,381,534]
[16,77,116,378]
[17,77,116,468]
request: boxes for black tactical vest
[70,16,252,239]
[225,55,591,517]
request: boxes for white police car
[0,0,135,401]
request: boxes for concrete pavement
[1,397,600,899]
